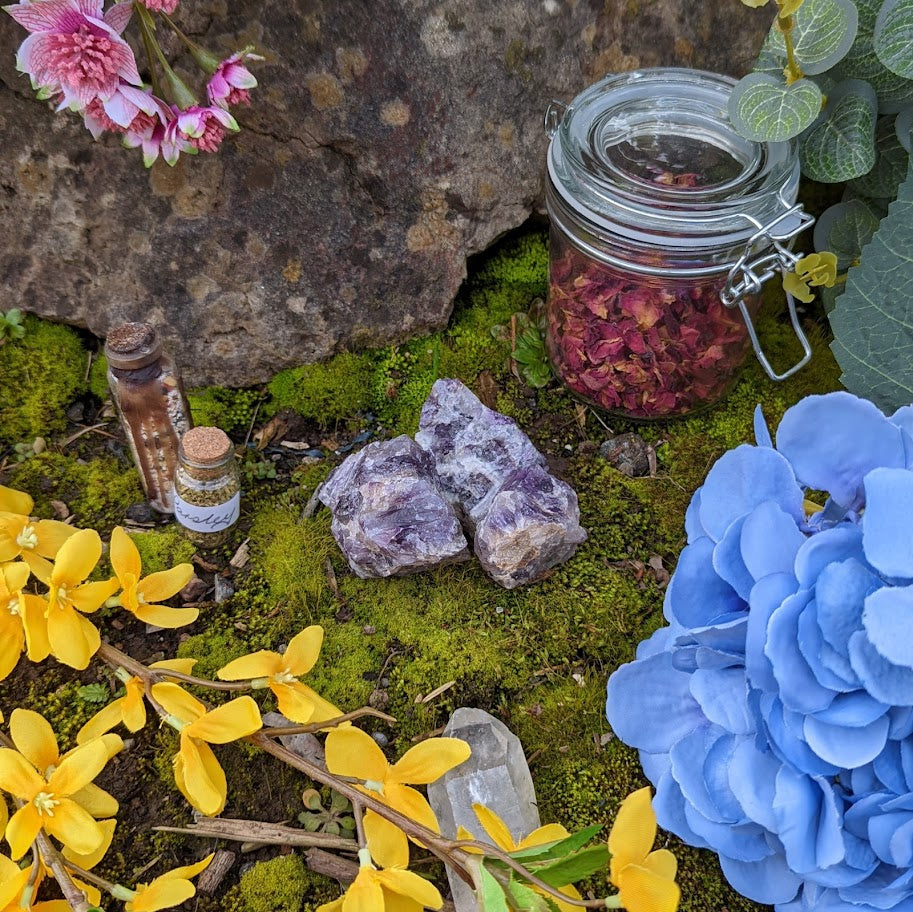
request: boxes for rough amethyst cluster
[319,435,469,578]
[415,378,547,528]
[474,464,587,589]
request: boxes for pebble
[371,732,389,747]
[599,433,652,477]
[125,502,156,524]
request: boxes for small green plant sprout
[732,0,913,412]
[77,683,110,705]
[492,298,553,388]
[0,309,25,345]
[299,788,357,838]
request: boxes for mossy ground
[0,224,841,912]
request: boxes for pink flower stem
[160,12,220,73]
[135,3,197,107]
[135,5,163,99]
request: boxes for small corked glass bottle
[173,426,241,547]
[105,322,192,513]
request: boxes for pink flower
[82,81,165,136]
[206,49,260,108]
[6,0,141,106]
[124,105,194,167]
[176,104,238,152]
[137,0,178,10]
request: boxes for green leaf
[77,683,110,704]
[529,845,610,887]
[813,199,881,269]
[478,863,510,912]
[729,74,823,141]
[800,79,878,181]
[875,0,913,78]
[897,107,913,151]
[505,877,552,912]
[510,825,604,862]
[830,155,913,411]
[847,115,911,196]
[764,0,858,73]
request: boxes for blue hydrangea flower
[606,392,913,910]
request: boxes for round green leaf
[813,199,881,268]
[847,116,910,196]
[765,0,858,74]
[729,74,823,141]
[897,107,913,151]
[800,79,878,181]
[875,0,913,78]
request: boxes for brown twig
[153,818,357,852]
[260,707,397,736]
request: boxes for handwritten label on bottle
[173,491,240,533]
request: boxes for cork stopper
[105,322,162,369]
[181,426,233,465]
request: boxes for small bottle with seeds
[173,426,241,547]
[105,322,192,513]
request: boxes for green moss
[88,351,110,400]
[187,385,264,433]
[130,527,196,574]
[7,451,143,528]
[0,315,88,445]
[224,853,335,912]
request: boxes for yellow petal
[375,869,443,910]
[71,781,119,818]
[364,808,410,869]
[380,889,424,912]
[317,898,345,912]
[0,748,44,799]
[343,869,385,912]
[47,739,110,797]
[69,578,120,615]
[76,699,128,744]
[122,679,148,731]
[0,850,30,907]
[62,817,116,870]
[216,649,282,681]
[534,883,583,912]
[0,792,7,836]
[110,526,142,582]
[34,520,79,560]
[0,611,25,681]
[20,594,50,662]
[131,602,199,628]
[177,737,227,817]
[282,625,324,675]
[5,803,41,860]
[617,863,681,912]
[150,657,197,674]
[517,823,571,850]
[160,853,214,882]
[138,565,195,603]
[385,783,440,834]
[643,849,678,882]
[325,726,389,782]
[46,605,100,670]
[0,484,33,516]
[0,560,30,596]
[151,682,206,724]
[782,270,814,304]
[20,549,52,581]
[184,696,262,744]
[10,707,59,774]
[128,878,195,912]
[609,788,657,884]
[34,903,76,912]
[471,804,515,851]
[51,528,101,586]
[391,738,471,785]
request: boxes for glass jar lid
[546,68,802,260]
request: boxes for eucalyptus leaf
[765,0,858,73]
[842,186,891,217]
[813,199,881,268]
[510,825,604,862]
[529,845,610,887]
[830,156,913,411]
[897,107,913,150]
[847,115,910,195]
[800,79,878,181]
[478,863,510,912]
[729,74,823,141]
[874,0,913,79]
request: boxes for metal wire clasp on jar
[544,68,814,421]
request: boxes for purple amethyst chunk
[474,465,587,589]
[415,379,546,528]
[319,435,469,578]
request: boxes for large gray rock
[0,0,773,386]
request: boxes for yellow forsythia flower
[0,561,49,681]
[457,804,582,912]
[108,527,196,627]
[151,683,262,816]
[325,726,470,858]
[782,251,839,303]
[0,737,112,859]
[216,626,342,724]
[0,484,33,518]
[318,815,442,912]
[120,854,213,912]
[0,483,76,577]
[29,529,118,670]
[608,788,680,912]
